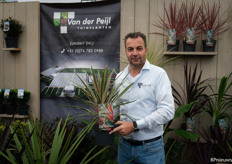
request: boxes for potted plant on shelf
[17,90,30,115]
[172,63,208,133]
[153,0,185,51]
[0,17,22,48]
[200,1,230,52]
[182,1,203,51]
[71,66,133,146]
[3,89,18,115]
[0,89,4,114]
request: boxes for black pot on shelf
[183,40,196,52]
[5,37,19,48]
[202,40,216,52]
[167,40,179,51]
[5,105,17,115]
[18,105,29,115]
[94,125,114,146]
[0,104,5,114]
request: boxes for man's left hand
[109,121,134,136]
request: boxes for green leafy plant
[70,65,133,131]
[3,89,18,106]
[204,73,232,128]
[0,17,22,37]
[17,90,30,106]
[0,116,108,164]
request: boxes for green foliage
[70,65,133,126]
[204,73,232,127]
[17,90,30,106]
[3,89,18,106]
[0,17,22,37]
[0,116,108,164]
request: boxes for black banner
[40,0,120,121]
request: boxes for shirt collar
[124,59,151,73]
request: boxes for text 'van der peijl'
[68,17,111,26]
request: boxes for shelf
[0,114,30,119]
[164,51,217,56]
[2,48,21,52]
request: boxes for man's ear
[145,47,148,53]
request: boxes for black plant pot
[5,105,17,115]
[5,37,19,48]
[202,40,216,52]
[0,104,5,114]
[18,105,29,115]
[183,40,196,52]
[95,125,114,146]
[167,40,179,51]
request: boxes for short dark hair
[124,32,147,48]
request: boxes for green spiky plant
[204,73,232,128]
[71,65,133,131]
[0,116,108,164]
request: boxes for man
[109,32,175,164]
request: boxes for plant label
[17,89,24,99]
[186,28,195,44]
[3,21,10,32]
[4,89,10,99]
[206,30,214,46]
[167,29,176,45]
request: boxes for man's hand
[109,121,134,136]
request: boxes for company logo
[54,12,75,34]
[53,11,112,34]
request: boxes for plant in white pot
[71,66,133,146]
[0,17,22,48]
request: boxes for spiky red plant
[153,0,185,40]
[200,0,230,38]
[182,1,204,38]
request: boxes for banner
[40,0,120,121]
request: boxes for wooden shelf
[0,114,30,119]
[2,48,21,52]
[164,51,217,56]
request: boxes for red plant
[153,0,185,40]
[200,0,230,37]
[182,1,204,37]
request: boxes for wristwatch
[133,121,139,132]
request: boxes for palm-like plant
[72,66,133,131]
[204,73,232,128]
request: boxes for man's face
[125,36,147,69]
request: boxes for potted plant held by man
[71,66,133,146]
[0,17,22,48]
